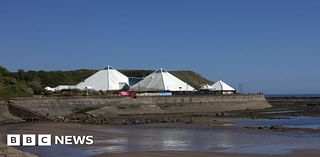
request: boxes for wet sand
[93,150,320,157]
[0,145,38,157]
[1,121,320,157]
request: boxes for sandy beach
[1,119,320,157]
[1,96,320,157]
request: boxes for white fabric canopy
[130,68,195,91]
[210,80,235,91]
[77,65,129,91]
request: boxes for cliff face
[6,95,271,119]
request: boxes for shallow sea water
[238,116,320,129]
[20,121,320,156]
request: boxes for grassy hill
[170,71,213,89]
[0,66,213,99]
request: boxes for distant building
[128,77,143,86]
[44,85,77,92]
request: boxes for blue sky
[0,0,320,94]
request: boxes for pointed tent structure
[210,80,235,94]
[130,68,195,92]
[76,65,129,91]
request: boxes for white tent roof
[130,68,195,91]
[210,80,235,91]
[200,84,213,90]
[44,86,55,92]
[77,65,129,91]
[47,85,77,91]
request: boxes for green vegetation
[0,65,213,99]
[0,66,33,98]
[120,69,153,78]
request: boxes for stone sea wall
[0,94,271,118]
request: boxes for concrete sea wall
[0,104,23,123]
[1,94,271,118]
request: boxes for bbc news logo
[7,134,94,146]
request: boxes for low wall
[1,94,271,118]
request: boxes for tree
[17,69,25,80]
[0,66,10,76]
[30,80,43,95]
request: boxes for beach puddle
[238,116,320,129]
[87,127,320,155]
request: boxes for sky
[0,0,320,94]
